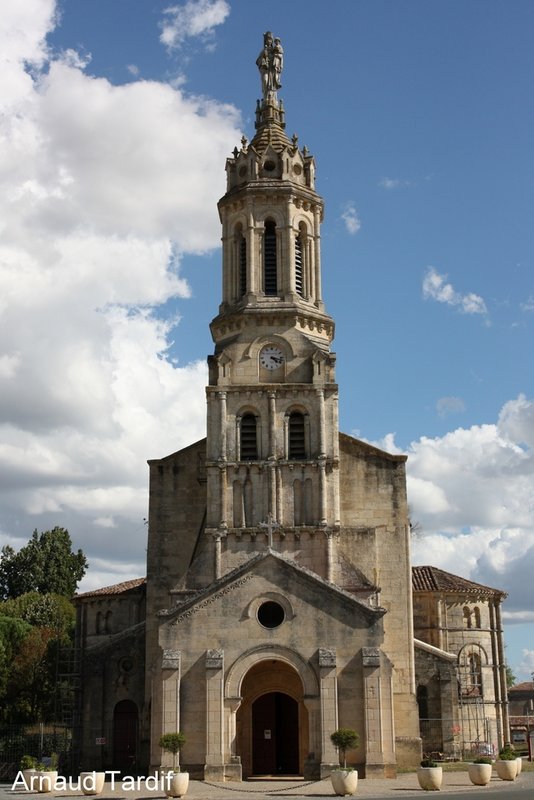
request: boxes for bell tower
[205,32,340,572]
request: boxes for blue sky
[1,0,533,680]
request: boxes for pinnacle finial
[256,31,283,102]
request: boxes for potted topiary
[329,728,359,795]
[417,756,442,791]
[159,732,188,797]
[495,744,518,781]
[467,756,493,786]
[20,755,38,791]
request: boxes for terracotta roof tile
[75,577,146,599]
[412,565,506,597]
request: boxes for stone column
[318,461,327,526]
[247,210,256,294]
[268,391,276,458]
[318,648,338,777]
[325,530,334,583]
[302,696,321,780]
[205,649,225,781]
[213,532,222,580]
[224,697,243,781]
[157,650,181,770]
[362,648,395,777]
[219,464,227,529]
[218,392,227,461]
[317,389,325,458]
[313,206,322,304]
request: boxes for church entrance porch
[236,659,309,778]
[252,692,299,775]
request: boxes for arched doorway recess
[236,659,308,777]
[113,699,138,774]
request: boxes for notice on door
[264,730,271,739]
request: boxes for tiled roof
[509,681,534,693]
[412,565,506,597]
[75,577,146,599]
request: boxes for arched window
[263,220,277,295]
[460,649,483,698]
[288,411,306,460]
[105,610,113,634]
[463,606,472,628]
[295,232,304,296]
[240,414,258,460]
[417,685,429,719]
[474,607,481,628]
[96,611,103,635]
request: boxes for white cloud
[519,649,534,675]
[436,396,466,417]
[422,267,488,315]
[160,0,230,51]
[405,396,534,628]
[378,177,413,190]
[520,294,534,312]
[341,203,361,235]
[0,0,241,583]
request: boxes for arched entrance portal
[236,659,308,777]
[113,699,138,774]
[252,692,299,775]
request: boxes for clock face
[260,345,285,371]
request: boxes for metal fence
[0,723,72,782]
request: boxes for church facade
[73,34,508,780]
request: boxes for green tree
[506,665,517,689]
[0,527,87,600]
[0,615,32,715]
[0,592,75,637]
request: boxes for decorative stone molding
[162,649,181,670]
[206,649,224,669]
[362,647,380,667]
[318,647,336,668]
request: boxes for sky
[0,0,533,680]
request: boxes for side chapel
[74,33,508,780]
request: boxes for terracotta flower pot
[467,762,492,786]
[495,759,517,781]
[417,765,442,791]
[330,769,358,795]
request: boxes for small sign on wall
[95,737,106,745]
[264,730,271,740]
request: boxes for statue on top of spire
[256,31,283,101]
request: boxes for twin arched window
[238,409,308,461]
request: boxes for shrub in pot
[35,753,59,794]
[20,755,38,791]
[417,757,443,791]
[159,732,188,797]
[467,756,492,786]
[329,728,359,796]
[495,745,518,781]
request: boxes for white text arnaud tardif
[12,771,176,792]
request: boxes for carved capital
[206,649,224,669]
[319,647,336,668]
[362,647,380,668]
[162,649,181,670]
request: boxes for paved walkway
[2,770,534,800]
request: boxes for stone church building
[74,34,508,780]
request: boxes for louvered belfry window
[239,233,247,296]
[295,234,304,296]
[288,412,306,459]
[264,220,277,295]
[240,414,258,460]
